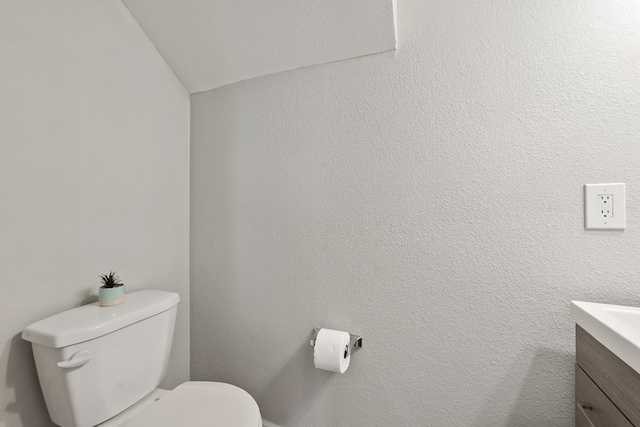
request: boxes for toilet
[22,290,262,427]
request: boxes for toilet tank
[22,290,180,427]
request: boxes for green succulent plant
[99,271,123,288]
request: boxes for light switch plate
[584,183,625,230]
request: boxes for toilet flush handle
[57,349,92,369]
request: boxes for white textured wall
[0,2,190,426]
[122,0,397,93]
[191,0,640,425]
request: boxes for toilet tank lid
[22,290,180,349]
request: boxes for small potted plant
[98,271,125,307]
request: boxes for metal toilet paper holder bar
[310,328,363,357]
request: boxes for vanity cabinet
[575,326,640,427]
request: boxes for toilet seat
[123,382,262,427]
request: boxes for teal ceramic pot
[99,285,125,307]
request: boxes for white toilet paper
[313,328,351,373]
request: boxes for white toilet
[22,290,262,427]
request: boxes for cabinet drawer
[576,364,633,427]
[577,326,640,426]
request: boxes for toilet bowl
[99,382,261,427]
[107,382,260,427]
[22,290,261,427]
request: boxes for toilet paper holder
[310,328,363,357]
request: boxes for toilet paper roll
[313,328,351,373]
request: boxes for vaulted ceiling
[122,0,397,93]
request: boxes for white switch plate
[584,183,626,230]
